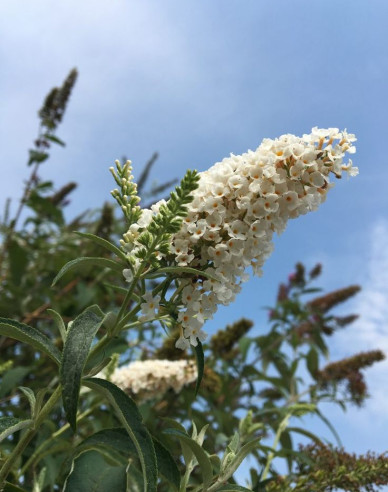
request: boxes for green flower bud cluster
[110,160,142,226]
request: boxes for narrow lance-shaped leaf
[3,483,29,492]
[306,347,319,379]
[0,318,61,365]
[162,419,193,471]
[152,438,180,491]
[287,426,324,446]
[0,417,33,442]
[74,232,128,262]
[52,257,125,286]
[279,431,293,473]
[217,486,255,492]
[60,307,104,430]
[193,339,204,396]
[163,428,213,490]
[218,438,262,483]
[314,408,342,446]
[83,378,157,492]
[143,266,219,281]
[47,308,67,342]
[0,366,32,398]
[44,134,65,146]
[18,387,36,417]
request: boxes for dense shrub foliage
[0,70,386,492]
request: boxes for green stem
[116,270,143,324]
[0,385,61,489]
[261,412,291,481]
[180,461,194,492]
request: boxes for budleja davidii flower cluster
[110,360,197,401]
[122,128,357,349]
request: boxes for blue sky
[1,0,388,483]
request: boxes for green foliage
[64,450,128,491]
[0,319,61,364]
[0,73,386,492]
[84,378,158,492]
[193,340,204,395]
[60,307,105,430]
[0,417,33,442]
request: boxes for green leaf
[220,438,261,483]
[288,403,316,417]
[217,486,254,492]
[26,192,64,226]
[83,378,157,492]
[238,337,252,361]
[161,418,187,434]
[314,408,342,447]
[28,150,49,166]
[193,339,204,396]
[164,428,213,489]
[287,426,324,446]
[18,386,36,416]
[44,134,65,146]
[152,438,180,491]
[163,419,192,469]
[306,348,319,379]
[0,417,33,442]
[0,366,32,398]
[60,307,104,431]
[144,266,218,282]
[78,428,179,490]
[47,309,67,342]
[64,450,127,492]
[8,239,28,285]
[33,466,47,492]
[3,483,29,492]
[0,319,61,365]
[279,431,293,473]
[74,232,128,262]
[78,427,137,455]
[52,257,125,286]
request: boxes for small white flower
[123,268,134,283]
[175,336,190,350]
[282,190,299,210]
[262,194,279,213]
[228,220,249,240]
[139,292,161,322]
[309,171,326,188]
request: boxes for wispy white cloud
[334,219,388,418]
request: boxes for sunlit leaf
[52,257,125,286]
[144,266,218,281]
[74,232,127,262]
